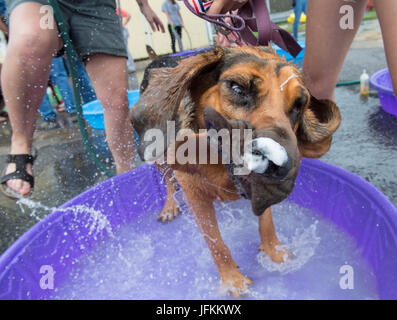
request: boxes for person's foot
[56,102,65,112]
[3,159,33,197]
[37,118,59,130]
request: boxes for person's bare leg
[373,0,397,96]
[2,2,62,195]
[303,0,367,100]
[85,54,134,174]
[0,72,6,122]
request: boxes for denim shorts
[6,0,127,60]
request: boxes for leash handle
[182,0,246,31]
[238,0,302,57]
[238,0,271,45]
[181,0,302,58]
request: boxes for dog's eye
[289,98,304,124]
[291,89,308,114]
[292,105,300,113]
[230,82,245,96]
[223,80,255,108]
[291,98,304,114]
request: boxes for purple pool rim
[370,68,397,117]
[0,159,396,300]
[169,47,210,58]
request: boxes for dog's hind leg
[258,207,290,263]
[156,163,180,222]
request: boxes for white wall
[120,0,211,59]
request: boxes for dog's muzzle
[243,137,291,180]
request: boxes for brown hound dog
[131,46,341,297]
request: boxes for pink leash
[182,0,302,57]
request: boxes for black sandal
[0,154,36,199]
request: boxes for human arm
[177,9,184,27]
[136,0,165,32]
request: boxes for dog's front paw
[158,201,179,222]
[259,242,291,263]
[219,267,252,298]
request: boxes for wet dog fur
[131,46,341,297]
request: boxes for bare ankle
[115,162,134,174]
[10,145,32,155]
[10,138,32,155]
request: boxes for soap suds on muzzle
[243,137,288,174]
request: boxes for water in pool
[50,197,378,300]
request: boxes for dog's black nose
[263,159,291,179]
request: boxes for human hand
[214,13,239,47]
[216,32,238,47]
[137,0,166,33]
[207,0,248,15]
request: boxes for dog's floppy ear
[297,95,341,158]
[131,48,225,160]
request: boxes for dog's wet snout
[244,137,290,179]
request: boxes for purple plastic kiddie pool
[370,68,397,117]
[0,159,396,300]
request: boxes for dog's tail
[146,45,158,60]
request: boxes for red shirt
[116,8,129,18]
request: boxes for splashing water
[16,196,54,221]
[16,196,113,240]
[256,221,320,275]
[49,198,378,300]
[16,195,135,268]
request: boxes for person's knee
[8,30,58,65]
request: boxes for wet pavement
[0,20,396,255]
